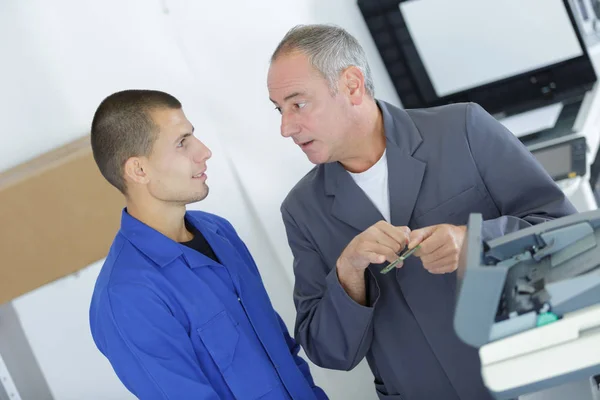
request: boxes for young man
[267,25,577,400]
[88,89,327,400]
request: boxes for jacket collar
[118,208,219,267]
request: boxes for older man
[267,24,576,400]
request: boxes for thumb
[408,225,436,249]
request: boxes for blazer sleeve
[281,205,377,371]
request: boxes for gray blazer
[280,101,577,400]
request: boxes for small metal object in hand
[380,245,421,274]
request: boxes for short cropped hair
[90,90,181,194]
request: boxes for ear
[123,157,149,186]
[341,66,366,106]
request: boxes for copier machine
[454,209,600,399]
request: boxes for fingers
[422,253,459,274]
[419,241,453,265]
[342,221,410,271]
[412,233,445,258]
[361,242,402,264]
[374,221,410,250]
[411,224,466,274]
[412,224,459,257]
[353,222,465,273]
[366,228,404,254]
[408,225,435,249]
[363,251,386,265]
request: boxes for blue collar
[118,208,219,267]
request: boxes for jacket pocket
[414,185,487,228]
[196,311,278,399]
[197,311,239,371]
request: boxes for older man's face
[267,52,353,165]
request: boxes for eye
[177,138,186,148]
[295,103,306,110]
[274,106,282,114]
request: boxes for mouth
[298,140,315,149]
[192,170,206,180]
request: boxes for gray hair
[271,24,375,98]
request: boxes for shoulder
[281,165,325,216]
[94,233,158,289]
[89,227,182,311]
[406,102,497,135]
[404,102,474,136]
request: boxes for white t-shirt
[347,150,390,222]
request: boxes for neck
[339,99,385,173]
[126,197,192,242]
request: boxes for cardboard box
[0,136,124,304]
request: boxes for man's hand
[408,224,466,274]
[337,221,411,272]
[335,221,410,306]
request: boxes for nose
[280,112,301,138]
[193,139,212,163]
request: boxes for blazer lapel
[387,146,426,227]
[326,161,384,233]
[378,100,426,228]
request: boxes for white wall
[1,0,400,399]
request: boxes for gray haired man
[267,24,576,400]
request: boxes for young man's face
[268,51,354,165]
[143,107,212,205]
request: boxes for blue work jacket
[89,209,327,400]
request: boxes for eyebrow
[270,91,305,105]
[174,126,195,144]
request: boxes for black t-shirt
[180,219,219,263]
